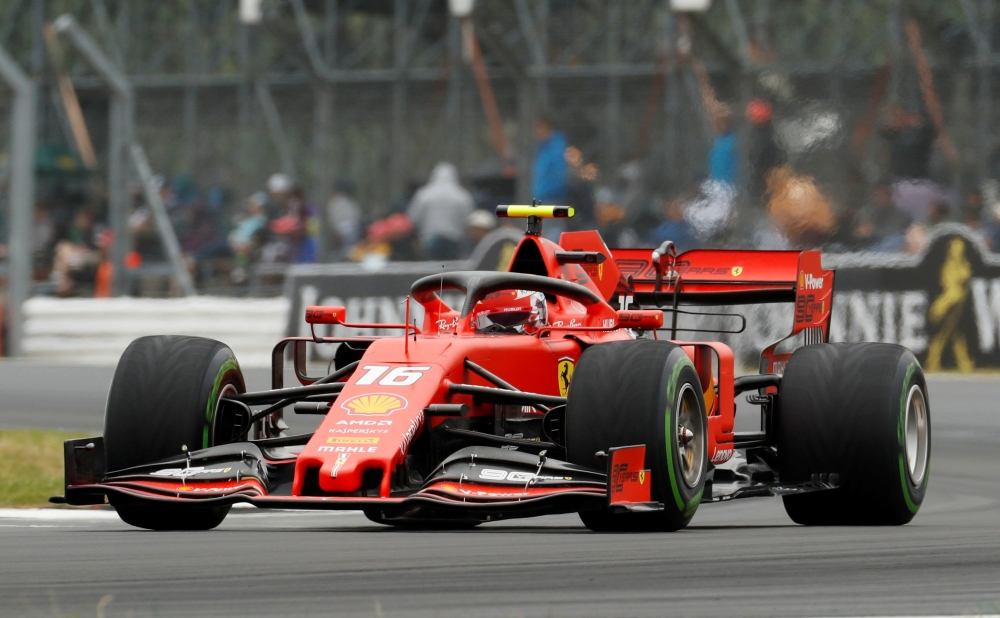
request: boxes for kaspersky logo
[800,272,825,290]
[341,393,408,416]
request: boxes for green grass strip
[0,429,90,508]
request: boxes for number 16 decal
[355,365,431,386]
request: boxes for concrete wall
[22,297,288,367]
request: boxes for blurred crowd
[24,92,1000,297]
[26,162,499,296]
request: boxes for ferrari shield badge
[557,357,575,397]
[731,266,743,277]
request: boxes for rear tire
[566,340,707,532]
[105,336,245,530]
[777,343,930,525]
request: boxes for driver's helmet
[472,290,548,334]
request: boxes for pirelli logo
[326,437,379,445]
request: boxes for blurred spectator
[685,180,737,241]
[594,188,639,248]
[407,162,474,260]
[764,165,836,248]
[32,204,54,279]
[326,180,362,259]
[533,111,569,204]
[93,229,114,298]
[927,199,951,226]
[892,178,953,224]
[126,174,170,264]
[467,209,497,252]
[229,192,270,284]
[182,201,229,262]
[264,187,317,264]
[962,188,985,230]
[744,98,785,206]
[708,104,738,186]
[266,173,293,217]
[903,222,930,255]
[563,146,596,230]
[880,106,955,223]
[350,229,391,265]
[51,209,100,297]
[647,195,697,253]
[852,181,911,250]
[881,106,935,181]
[349,214,414,265]
[364,213,415,261]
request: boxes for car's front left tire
[104,335,245,530]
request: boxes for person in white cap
[266,173,292,217]
[466,209,496,252]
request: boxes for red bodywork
[63,228,833,516]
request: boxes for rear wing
[610,247,834,359]
[610,248,831,305]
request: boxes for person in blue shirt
[707,104,738,186]
[648,195,698,253]
[533,112,569,203]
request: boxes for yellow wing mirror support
[496,200,575,236]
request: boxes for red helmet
[471,290,548,334]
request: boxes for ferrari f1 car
[55,205,931,531]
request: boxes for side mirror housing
[617,310,663,330]
[305,305,345,325]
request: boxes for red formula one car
[56,206,931,531]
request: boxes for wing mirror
[616,310,663,330]
[305,305,346,325]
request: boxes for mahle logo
[341,393,408,416]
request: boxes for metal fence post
[0,44,37,356]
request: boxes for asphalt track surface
[1,364,999,617]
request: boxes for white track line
[0,508,119,521]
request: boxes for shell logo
[341,393,408,416]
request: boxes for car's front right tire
[566,340,707,532]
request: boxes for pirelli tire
[777,343,930,526]
[104,336,246,531]
[566,340,707,532]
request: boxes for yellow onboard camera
[495,202,574,236]
[495,205,575,219]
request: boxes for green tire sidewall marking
[664,353,700,515]
[204,357,240,449]
[896,360,921,514]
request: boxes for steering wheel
[410,271,602,317]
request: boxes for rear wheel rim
[676,382,705,488]
[904,384,929,485]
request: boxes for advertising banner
[285,224,1000,371]
[826,225,1000,371]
